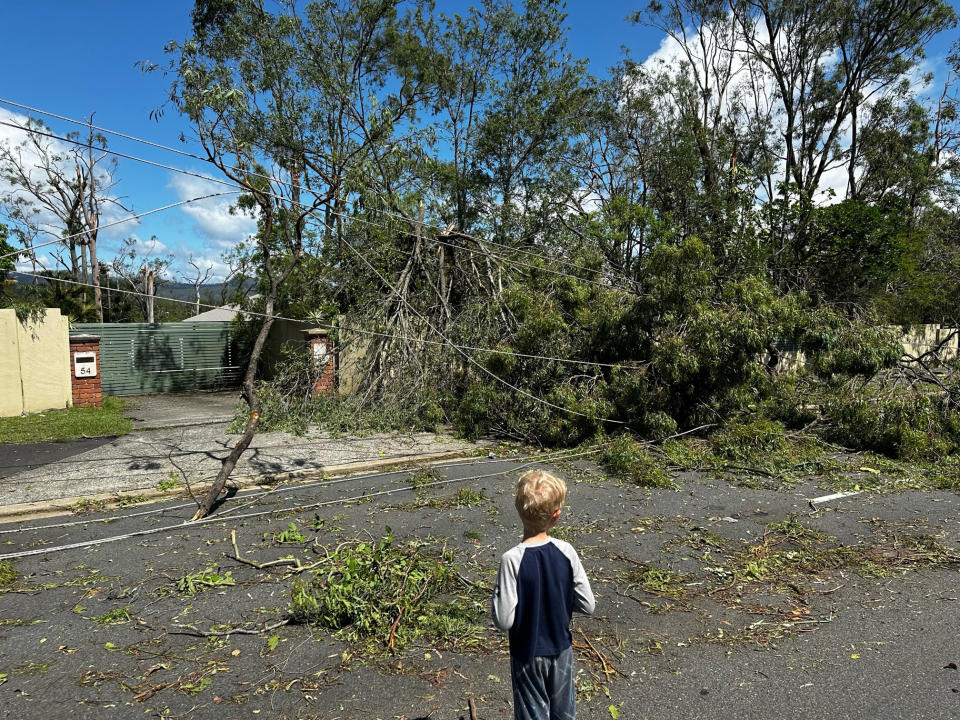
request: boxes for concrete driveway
[121,390,240,429]
[0,422,481,511]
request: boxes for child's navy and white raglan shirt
[491,537,595,665]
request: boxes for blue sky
[0,1,957,280]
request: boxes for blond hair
[515,470,567,532]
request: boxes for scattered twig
[643,423,716,445]
[133,681,176,702]
[166,431,201,508]
[817,583,844,595]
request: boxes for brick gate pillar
[69,334,102,408]
[303,328,335,396]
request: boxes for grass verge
[0,397,131,444]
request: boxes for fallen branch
[723,464,780,478]
[170,618,290,637]
[228,529,327,574]
[133,681,176,702]
[576,628,617,682]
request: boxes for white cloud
[125,233,169,256]
[168,173,257,248]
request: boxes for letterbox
[74,351,97,378]
[312,340,329,363]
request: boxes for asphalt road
[0,436,115,479]
[0,456,957,719]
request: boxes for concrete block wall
[900,324,959,361]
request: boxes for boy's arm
[491,550,521,631]
[569,548,595,615]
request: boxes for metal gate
[73,322,246,396]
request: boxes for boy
[491,470,596,720]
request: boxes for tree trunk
[104,267,111,319]
[90,233,102,323]
[847,101,858,200]
[69,241,79,280]
[146,270,155,323]
[192,312,274,519]
[80,242,88,305]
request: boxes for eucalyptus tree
[110,236,173,323]
[0,117,124,322]
[732,0,953,277]
[162,0,441,518]
[470,0,590,249]
[336,0,598,399]
[633,1,744,231]
[0,222,14,274]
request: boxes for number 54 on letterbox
[74,351,97,378]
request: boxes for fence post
[69,334,103,408]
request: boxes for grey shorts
[510,645,576,720]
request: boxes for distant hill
[156,279,255,305]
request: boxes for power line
[0,118,240,192]
[0,99,637,289]
[0,191,239,261]
[0,445,603,535]
[1,120,641,369]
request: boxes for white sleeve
[491,547,523,631]
[555,540,595,615]
[571,549,595,615]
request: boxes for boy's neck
[522,525,550,544]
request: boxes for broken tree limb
[170,618,290,637]
[228,529,328,574]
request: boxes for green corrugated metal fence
[73,322,246,396]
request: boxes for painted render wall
[0,308,71,416]
[0,310,22,416]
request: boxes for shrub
[639,411,679,441]
[761,374,820,429]
[821,392,956,459]
[599,435,673,488]
[711,419,788,464]
[801,316,902,378]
